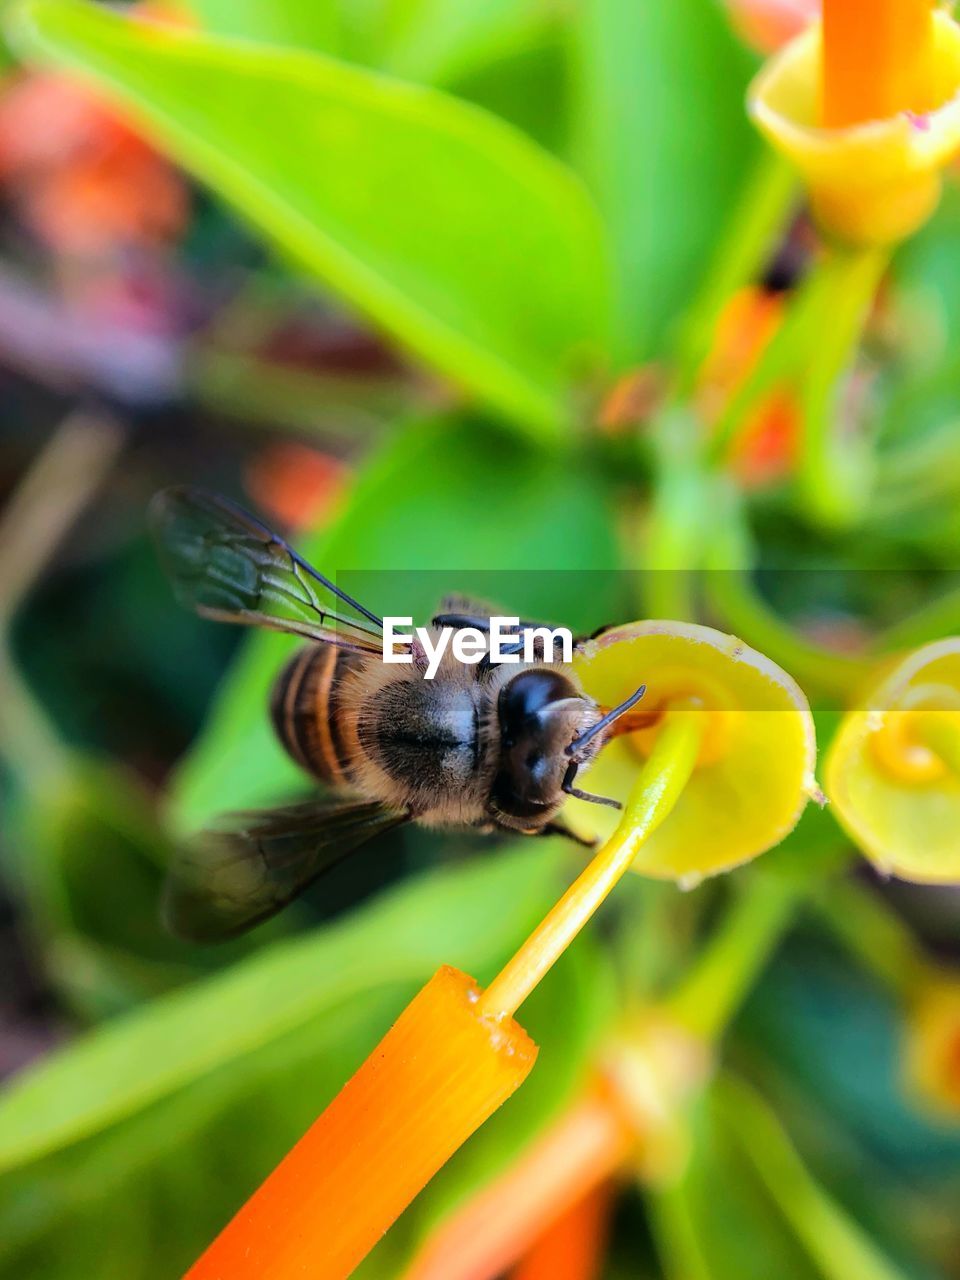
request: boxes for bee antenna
[565,683,646,757]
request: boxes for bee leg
[538,820,598,849]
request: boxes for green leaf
[650,1092,821,1280]
[376,0,556,88]
[184,0,556,94]
[182,0,341,55]
[0,840,561,1174]
[572,0,758,360]
[167,412,623,831]
[11,0,613,437]
[7,761,264,1020]
[714,1078,910,1280]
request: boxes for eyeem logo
[383,617,574,680]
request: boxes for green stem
[0,642,72,792]
[702,488,873,699]
[479,712,705,1020]
[648,1180,716,1280]
[662,873,800,1042]
[871,422,960,519]
[704,567,872,700]
[874,582,960,653]
[189,349,405,442]
[673,152,798,395]
[0,413,122,792]
[715,1074,910,1280]
[704,265,823,465]
[795,248,889,528]
[643,407,712,621]
[812,877,929,1002]
[705,245,888,525]
[0,411,123,631]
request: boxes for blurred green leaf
[375,0,555,88]
[743,946,960,1173]
[651,1091,821,1280]
[181,0,341,55]
[448,32,568,151]
[184,0,555,94]
[0,843,615,1280]
[5,762,232,1021]
[12,0,613,437]
[714,1076,910,1280]
[572,0,758,360]
[168,412,623,831]
[0,839,563,1174]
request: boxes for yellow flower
[568,621,819,882]
[749,8,960,245]
[825,638,960,882]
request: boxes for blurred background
[2,1,960,1278]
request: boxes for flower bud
[904,976,960,1116]
[825,638,960,882]
[749,12,960,246]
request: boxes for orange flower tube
[184,966,536,1280]
[511,1182,615,1280]
[822,0,935,126]
[404,1085,633,1280]
[512,1177,616,1280]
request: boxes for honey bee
[151,487,644,941]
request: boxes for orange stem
[184,967,536,1280]
[403,1083,634,1280]
[822,0,936,127]
[511,1181,616,1280]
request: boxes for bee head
[490,668,608,827]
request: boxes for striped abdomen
[270,644,360,787]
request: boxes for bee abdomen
[270,644,357,786]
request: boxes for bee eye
[499,669,577,734]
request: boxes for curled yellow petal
[749,11,960,245]
[825,638,960,883]
[568,621,818,882]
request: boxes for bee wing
[163,795,410,942]
[150,486,385,654]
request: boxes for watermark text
[383,617,573,679]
